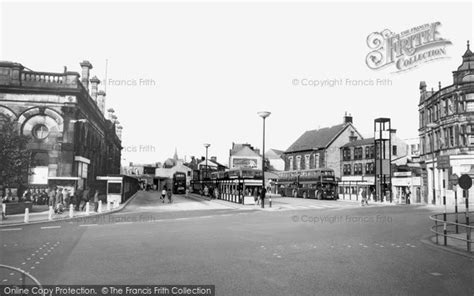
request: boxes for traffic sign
[458,174,472,190]
[449,174,459,186]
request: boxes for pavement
[1,190,473,295]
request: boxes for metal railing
[429,211,473,252]
[0,264,44,293]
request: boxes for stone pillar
[80,60,93,90]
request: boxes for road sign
[449,174,459,186]
[458,174,472,190]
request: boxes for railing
[21,71,65,84]
[429,211,473,252]
[0,264,43,293]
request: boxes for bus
[276,169,338,200]
[172,172,187,194]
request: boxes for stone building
[283,114,363,179]
[339,131,408,202]
[0,60,122,193]
[419,41,474,205]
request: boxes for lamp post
[203,143,210,181]
[258,111,271,208]
[426,122,437,205]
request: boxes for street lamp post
[427,123,437,205]
[258,111,271,208]
[203,143,210,181]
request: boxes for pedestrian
[75,188,83,211]
[204,186,209,197]
[81,187,90,211]
[255,188,260,205]
[55,187,63,212]
[63,188,70,207]
[185,187,190,199]
[1,189,7,220]
[93,189,100,212]
[406,188,411,205]
[48,187,56,208]
[260,187,266,207]
[167,188,172,203]
[161,187,166,203]
[360,188,368,206]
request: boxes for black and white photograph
[0,1,473,295]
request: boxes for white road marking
[79,224,98,227]
[1,228,22,232]
[430,272,442,276]
[9,273,14,276]
[2,279,7,282]
[41,226,61,229]
[115,222,133,224]
[30,267,35,270]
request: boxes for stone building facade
[0,60,122,193]
[418,41,474,205]
[283,114,363,179]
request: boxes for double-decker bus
[277,169,338,200]
[172,172,187,194]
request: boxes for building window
[392,145,397,156]
[449,126,455,147]
[296,155,301,171]
[314,153,320,168]
[365,146,374,159]
[354,147,363,160]
[365,162,375,175]
[343,148,351,161]
[304,154,310,170]
[343,164,352,175]
[354,163,363,175]
[288,156,293,171]
[32,124,49,140]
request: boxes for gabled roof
[232,145,261,157]
[286,123,351,153]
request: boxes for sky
[1,1,473,166]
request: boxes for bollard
[69,204,74,218]
[85,202,90,215]
[269,195,272,208]
[1,203,5,220]
[98,202,102,213]
[454,188,459,234]
[443,195,447,246]
[106,201,111,211]
[48,206,53,220]
[24,208,29,223]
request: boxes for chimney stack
[116,125,123,140]
[107,108,115,120]
[419,81,427,94]
[90,76,100,102]
[97,90,106,114]
[210,156,217,162]
[343,112,353,124]
[80,60,93,90]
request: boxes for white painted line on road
[30,267,35,270]
[115,221,133,224]
[9,273,14,276]
[41,226,61,229]
[21,262,26,265]
[1,228,22,232]
[2,279,7,282]
[79,224,98,227]
[430,272,442,276]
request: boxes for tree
[0,118,33,191]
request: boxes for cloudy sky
[1,1,473,166]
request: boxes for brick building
[339,131,408,201]
[283,114,363,178]
[419,41,474,205]
[0,60,122,193]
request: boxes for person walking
[255,188,260,206]
[55,187,63,213]
[81,187,90,211]
[360,188,368,206]
[161,188,166,203]
[167,188,172,203]
[93,189,100,212]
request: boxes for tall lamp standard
[203,143,211,181]
[258,111,271,208]
[426,122,438,205]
